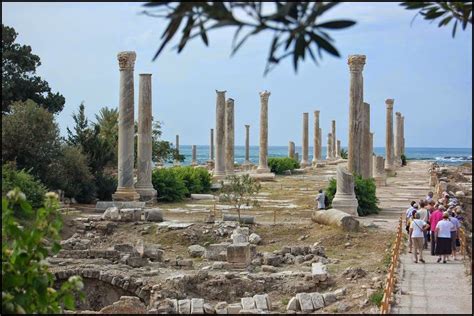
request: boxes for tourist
[425,191,434,202]
[417,200,429,249]
[406,202,418,253]
[429,204,444,256]
[448,210,461,260]
[315,189,326,210]
[435,212,454,263]
[409,212,428,263]
[405,201,417,233]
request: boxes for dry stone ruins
[49,51,416,314]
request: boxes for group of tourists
[405,191,464,263]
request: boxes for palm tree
[94,107,118,163]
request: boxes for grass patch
[369,289,384,306]
[281,297,289,306]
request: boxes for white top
[436,220,454,238]
[449,216,460,232]
[410,219,427,238]
[417,208,429,222]
[316,193,325,209]
[405,207,415,219]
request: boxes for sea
[169,146,472,167]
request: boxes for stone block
[204,243,230,260]
[215,302,228,314]
[311,262,328,281]
[203,303,215,314]
[102,207,120,221]
[249,233,262,245]
[286,297,300,311]
[188,245,206,258]
[295,293,313,313]
[309,292,324,310]
[227,243,251,267]
[114,243,136,253]
[232,233,249,244]
[136,240,164,261]
[144,208,163,222]
[253,294,269,311]
[191,298,204,314]
[241,297,256,310]
[120,208,135,222]
[178,299,191,314]
[323,293,337,305]
[222,214,255,224]
[191,194,215,200]
[96,201,145,211]
[227,303,242,314]
[263,253,282,267]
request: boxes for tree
[142,2,471,75]
[66,102,89,147]
[94,106,119,164]
[2,24,65,114]
[220,174,261,222]
[2,100,61,187]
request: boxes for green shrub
[95,172,117,201]
[152,168,188,202]
[325,174,379,216]
[2,189,84,313]
[172,166,212,197]
[2,163,47,210]
[268,157,300,174]
[192,167,212,193]
[340,148,348,159]
[220,174,261,222]
[369,289,384,306]
[401,154,407,166]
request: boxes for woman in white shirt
[409,213,428,263]
[435,212,454,263]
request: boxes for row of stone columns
[112,51,157,203]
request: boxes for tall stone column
[312,111,321,165]
[210,128,214,161]
[332,165,359,216]
[394,112,402,166]
[336,140,341,158]
[318,128,322,160]
[244,125,251,165]
[301,112,309,167]
[191,145,197,166]
[331,120,336,159]
[288,141,295,159]
[174,135,181,166]
[214,90,226,179]
[294,152,299,162]
[368,132,374,177]
[347,55,366,175]
[384,99,395,174]
[257,91,271,173]
[225,98,235,175]
[135,73,157,203]
[326,133,333,160]
[401,116,405,155]
[113,51,140,202]
[360,102,371,179]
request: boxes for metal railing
[380,213,403,314]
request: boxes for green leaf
[153,14,184,60]
[315,20,356,29]
[231,26,265,56]
[177,16,195,53]
[438,15,452,27]
[452,20,458,37]
[310,32,340,57]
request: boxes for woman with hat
[435,212,454,263]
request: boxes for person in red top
[430,204,444,256]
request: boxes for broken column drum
[244,125,251,165]
[257,91,271,173]
[331,165,359,216]
[300,112,309,167]
[225,98,235,175]
[312,110,321,164]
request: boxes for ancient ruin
[301,112,310,167]
[256,91,271,174]
[213,91,226,179]
[331,165,359,216]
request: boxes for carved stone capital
[117,51,136,70]
[347,54,366,72]
[385,98,394,109]
[215,90,227,95]
[259,90,271,102]
[226,98,234,105]
[245,124,250,129]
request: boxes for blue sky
[2,2,472,148]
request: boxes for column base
[332,193,359,217]
[213,171,226,181]
[300,160,310,168]
[112,187,141,202]
[384,167,396,176]
[256,166,270,174]
[135,187,157,204]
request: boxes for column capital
[385,98,394,108]
[226,98,234,105]
[245,124,250,129]
[139,73,152,77]
[314,110,320,115]
[215,90,227,95]
[395,111,401,116]
[347,54,366,72]
[259,90,271,101]
[117,51,136,70]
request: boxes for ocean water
[170,146,472,166]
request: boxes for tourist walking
[448,210,461,260]
[429,204,444,256]
[405,201,418,253]
[417,200,430,249]
[425,191,434,202]
[315,189,326,210]
[409,213,428,263]
[435,212,454,263]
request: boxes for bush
[369,289,384,306]
[220,174,261,222]
[95,172,117,201]
[268,157,300,174]
[152,168,188,202]
[172,166,212,197]
[2,189,84,313]
[325,174,379,216]
[2,163,47,210]
[340,148,348,159]
[401,154,407,166]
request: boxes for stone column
[368,132,374,178]
[257,91,271,173]
[244,125,251,165]
[191,145,197,166]
[384,99,395,175]
[113,51,140,201]
[294,152,299,162]
[318,128,322,160]
[360,102,371,179]
[374,155,387,186]
[336,140,341,159]
[331,120,336,159]
[312,111,321,165]
[326,133,333,160]
[300,112,309,167]
[210,128,214,161]
[401,116,405,155]
[174,135,180,166]
[347,55,366,175]
[332,165,359,216]
[225,98,235,175]
[288,141,295,159]
[214,90,226,179]
[394,112,402,167]
[135,73,157,202]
